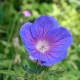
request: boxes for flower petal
[19,22,36,55]
[41,49,67,66]
[30,51,47,61]
[31,16,59,38]
[48,27,73,49]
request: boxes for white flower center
[35,40,49,54]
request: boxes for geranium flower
[19,16,73,66]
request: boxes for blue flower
[19,16,73,66]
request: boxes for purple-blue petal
[31,16,59,38]
[30,51,48,61]
[19,22,36,55]
[41,49,67,66]
[48,27,73,49]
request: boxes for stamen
[35,40,49,54]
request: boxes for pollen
[35,40,49,54]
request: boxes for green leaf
[0,70,17,77]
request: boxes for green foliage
[0,0,80,80]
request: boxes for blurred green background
[0,0,80,80]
